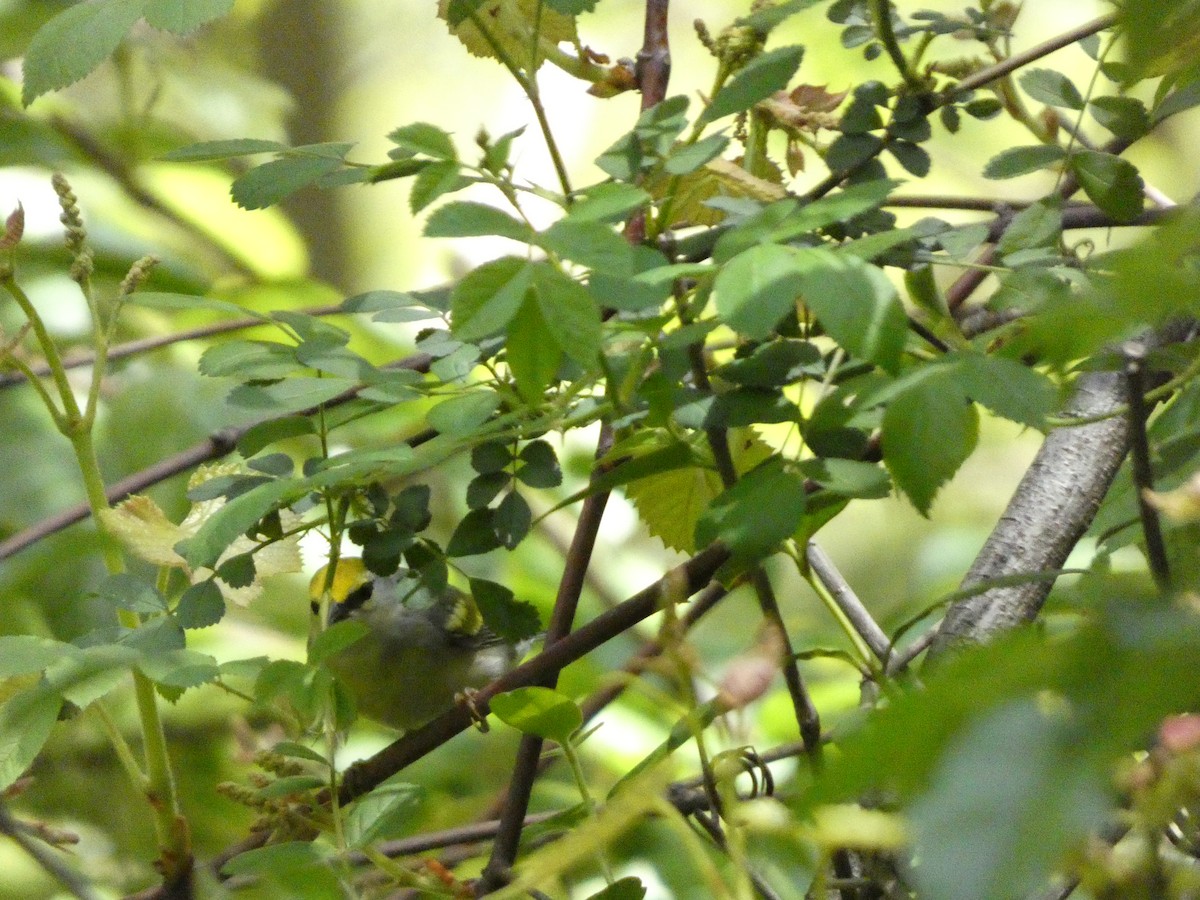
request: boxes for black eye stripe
[343,581,374,611]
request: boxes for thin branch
[0,800,100,900]
[806,541,891,664]
[0,303,344,390]
[634,0,671,111]
[477,428,612,893]
[1123,341,1171,592]
[804,12,1118,203]
[946,13,1119,100]
[884,625,939,677]
[0,353,433,562]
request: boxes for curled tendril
[713,746,775,800]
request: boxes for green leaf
[888,141,930,177]
[695,458,807,563]
[664,133,730,175]
[996,199,1061,258]
[216,552,256,588]
[516,440,562,488]
[22,0,145,105]
[566,183,650,223]
[491,686,582,743]
[273,741,328,765]
[494,491,532,549]
[200,341,300,380]
[909,698,1108,900]
[227,377,359,414]
[176,581,225,629]
[0,688,62,789]
[712,181,901,265]
[231,154,346,210]
[137,649,219,693]
[790,179,900,235]
[531,264,602,366]
[425,201,533,241]
[222,841,322,875]
[159,139,287,162]
[716,339,821,387]
[293,342,374,379]
[825,133,885,172]
[387,122,457,160]
[236,416,315,458]
[699,45,805,125]
[451,257,533,341]
[1120,0,1200,82]
[544,0,597,12]
[426,390,500,437]
[143,0,234,33]
[982,145,1067,180]
[308,620,369,665]
[506,298,562,403]
[584,877,648,900]
[91,573,168,614]
[177,478,304,569]
[595,96,690,179]
[798,457,890,499]
[1089,96,1151,142]
[409,160,470,212]
[0,636,78,678]
[714,244,804,339]
[881,376,979,515]
[1018,68,1084,109]
[539,220,632,272]
[345,778,424,848]
[123,291,268,319]
[341,289,421,314]
[738,0,824,31]
[794,249,906,373]
[953,353,1057,429]
[469,578,542,642]
[446,508,501,557]
[1069,151,1144,224]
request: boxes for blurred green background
[0,0,1194,895]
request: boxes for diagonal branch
[0,353,433,562]
[927,370,1132,653]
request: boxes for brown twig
[1123,341,1170,592]
[0,303,344,390]
[803,12,1118,204]
[477,429,613,892]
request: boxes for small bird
[309,558,527,731]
